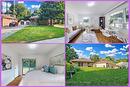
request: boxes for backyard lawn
[66,67,128,86]
[2,26,64,43]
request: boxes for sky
[2,1,41,13]
[70,44,128,60]
[18,1,41,12]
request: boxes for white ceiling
[2,44,64,56]
[66,1,123,15]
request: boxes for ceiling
[66,1,123,15]
[2,44,64,56]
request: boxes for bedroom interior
[65,1,128,43]
[2,44,65,86]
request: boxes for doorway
[22,58,36,75]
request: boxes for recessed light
[28,44,37,49]
[87,1,95,7]
[83,17,89,19]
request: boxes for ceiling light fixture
[28,44,37,49]
[83,17,89,19]
[87,1,95,7]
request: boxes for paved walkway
[2,25,27,39]
[32,37,65,43]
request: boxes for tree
[9,3,31,20]
[31,9,41,16]
[66,44,79,62]
[90,54,100,62]
[105,56,115,62]
[55,1,64,24]
[116,58,128,63]
[38,1,64,25]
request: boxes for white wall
[66,12,100,29]
[19,54,49,75]
[105,2,128,27]
[104,2,128,42]
[19,45,65,74]
[78,14,99,27]
[2,46,19,86]
[48,45,65,64]
[48,45,64,58]
[66,13,78,29]
[2,47,49,85]
[96,63,106,68]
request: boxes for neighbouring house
[93,59,119,69]
[30,15,50,25]
[2,14,18,27]
[71,58,94,67]
[29,15,39,25]
[19,20,31,25]
[116,62,128,69]
[29,16,59,25]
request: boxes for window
[109,8,128,29]
[2,1,13,14]
[109,10,124,28]
[125,8,128,29]
[82,17,89,26]
[22,58,36,74]
[125,8,128,22]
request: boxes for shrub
[73,63,80,72]
[66,62,74,72]
[66,62,74,79]
[66,62,80,79]
[120,66,127,69]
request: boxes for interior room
[65,1,128,43]
[2,44,65,86]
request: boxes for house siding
[95,63,107,68]
[2,15,18,27]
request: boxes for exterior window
[2,1,13,14]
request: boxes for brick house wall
[2,14,18,27]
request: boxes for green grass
[3,26,64,43]
[66,67,128,86]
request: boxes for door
[22,59,36,75]
[99,17,105,29]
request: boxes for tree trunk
[50,19,53,25]
[48,19,54,25]
[48,19,50,25]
